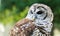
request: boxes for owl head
[26,3,53,22]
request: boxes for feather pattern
[9,3,53,36]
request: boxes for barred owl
[9,3,53,36]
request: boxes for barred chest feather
[31,28,51,36]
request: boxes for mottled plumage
[9,3,53,36]
[10,18,36,36]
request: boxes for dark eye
[31,10,33,14]
[37,11,43,14]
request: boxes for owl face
[31,6,47,20]
[26,3,53,22]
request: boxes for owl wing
[9,18,35,36]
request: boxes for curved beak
[32,14,37,20]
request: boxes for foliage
[0,5,29,25]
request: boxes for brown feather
[9,18,35,36]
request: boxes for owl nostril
[37,11,43,14]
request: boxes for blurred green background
[0,0,60,36]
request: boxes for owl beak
[32,14,37,20]
[33,18,35,20]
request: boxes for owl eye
[37,11,43,14]
[31,10,33,14]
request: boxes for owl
[9,3,53,36]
